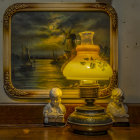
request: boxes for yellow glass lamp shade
[62,31,113,81]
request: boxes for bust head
[49,88,62,107]
[111,88,124,104]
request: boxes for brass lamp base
[68,86,112,135]
[68,104,112,135]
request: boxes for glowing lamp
[63,31,112,81]
[62,31,113,135]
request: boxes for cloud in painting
[11,11,110,57]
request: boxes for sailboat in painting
[20,46,33,70]
[51,49,58,65]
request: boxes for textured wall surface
[0,0,140,103]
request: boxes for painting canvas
[11,11,110,91]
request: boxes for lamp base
[72,129,107,136]
[68,86,112,135]
[68,104,112,135]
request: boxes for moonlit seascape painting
[11,11,110,90]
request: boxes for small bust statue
[106,88,129,125]
[43,88,66,126]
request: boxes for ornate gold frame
[3,3,118,102]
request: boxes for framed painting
[3,3,118,102]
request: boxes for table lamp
[62,31,113,135]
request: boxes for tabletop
[0,124,139,140]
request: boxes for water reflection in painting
[12,59,78,89]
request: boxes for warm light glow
[63,58,112,80]
[62,31,113,81]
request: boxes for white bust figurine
[106,88,129,123]
[43,88,66,125]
